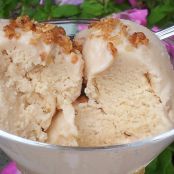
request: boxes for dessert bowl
[0,129,174,174]
[0,20,174,174]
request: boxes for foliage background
[0,0,174,173]
[0,0,174,28]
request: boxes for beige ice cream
[0,16,83,145]
[0,17,174,147]
[74,18,174,146]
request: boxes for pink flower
[0,162,21,174]
[129,0,137,7]
[164,41,174,64]
[77,24,88,31]
[39,0,44,5]
[152,26,160,32]
[112,9,148,26]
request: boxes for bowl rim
[0,19,174,152]
[45,19,99,24]
[0,129,174,151]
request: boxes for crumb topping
[40,51,55,64]
[3,16,36,39]
[3,16,73,53]
[3,24,20,40]
[88,18,149,50]
[71,54,79,64]
[144,72,152,87]
[119,23,128,36]
[73,40,83,53]
[107,42,117,57]
[108,35,122,45]
[89,18,129,41]
[89,18,119,34]
[129,32,149,47]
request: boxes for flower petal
[112,9,148,26]
[0,162,21,174]
[129,0,137,7]
[152,26,160,32]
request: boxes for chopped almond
[107,42,117,57]
[71,54,79,64]
[73,40,83,53]
[3,25,16,39]
[89,18,119,34]
[129,32,149,47]
[119,23,128,36]
[3,16,73,53]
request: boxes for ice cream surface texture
[0,16,83,145]
[0,17,174,146]
[74,18,174,146]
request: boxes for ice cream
[0,16,83,145]
[74,18,174,146]
[0,17,174,147]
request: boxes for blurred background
[0,0,174,174]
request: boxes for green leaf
[80,0,104,17]
[146,147,174,174]
[168,143,174,152]
[51,5,80,18]
[21,0,38,6]
[32,7,49,21]
[44,0,53,13]
[148,4,174,27]
[104,1,121,15]
[158,149,174,174]
[145,158,158,174]
[1,0,20,18]
[21,6,36,18]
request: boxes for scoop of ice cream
[74,18,174,146]
[75,95,172,146]
[0,16,83,143]
[0,17,174,147]
[47,105,78,146]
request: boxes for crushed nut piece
[15,16,36,31]
[89,18,119,34]
[108,35,122,45]
[40,52,54,64]
[42,107,51,113]
[3,16,73,53]
[107,42,117,57]
[71,54,79,64]
[119,23,128,36]
[73,40,83,53]
[129,32,149,47]
[144,72,151,86]
[3,25,16,39]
